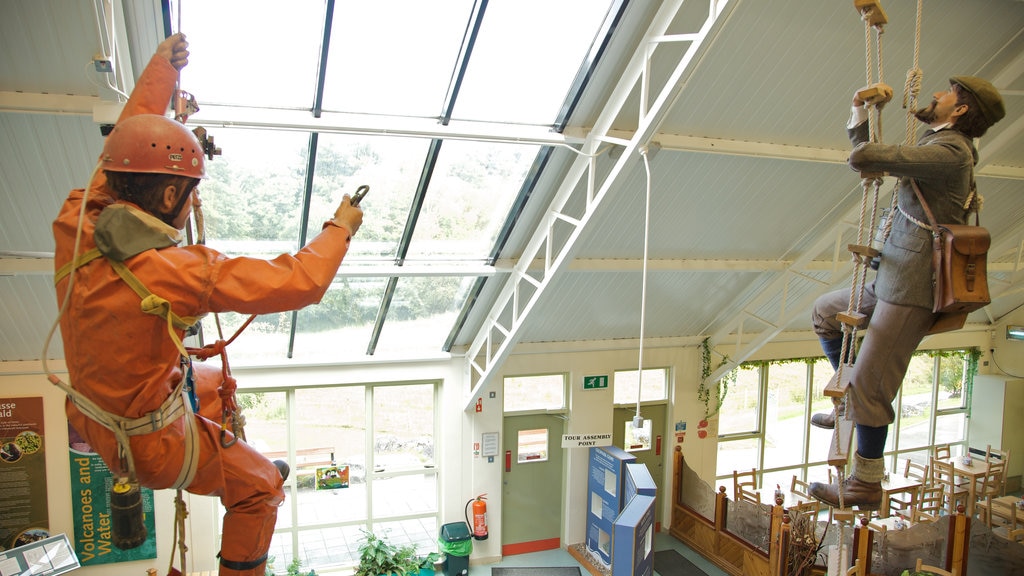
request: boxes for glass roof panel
[290,279,385,362]
[198,311,294,366]
[178,0,324,109]
[199,128,310,257]
[405,140,539,261]
[306,133,432,263]
[451,0,614,125]
[372,276,477,357]
[321,0,475,117]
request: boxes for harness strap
[54,247,103,284]
[55,373,199,489]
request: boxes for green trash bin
[439,521,472,575]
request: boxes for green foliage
[353,529,438,576]
[264,555,317,576]
[698,338,736,419]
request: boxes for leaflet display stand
[612,493,655,576]
[585,446,636,565]
[0,533,80,576]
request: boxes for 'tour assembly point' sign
[561,433,613,448]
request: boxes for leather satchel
[910,179,991,315]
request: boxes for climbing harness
[825,0,928,512]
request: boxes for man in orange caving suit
[52,33,363,576]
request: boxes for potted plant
[353,529,439,576]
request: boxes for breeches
[811,286,936,427]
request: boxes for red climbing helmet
[101,114,205,179]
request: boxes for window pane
[180,1,323,108]
[518,428,549,463]
[373,276,474,358]
[322,1,472,117]
[309,134,429,261]
[808,359,834,465]
[291,279,382,363]
[934,413,967,446]
[937,352,967,410]
[716,437,760,479]
[372,473,438,518]
[373,384,435,472]
[453,0,615,124]
[614,368,667,405]
[296,387,367,523]
[504,374,565,412]
[718,365,760,436]
[624,419,652,452]
[763,362,809,470]
[406,140,539,261]
[898,355,935,450]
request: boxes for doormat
[489,565,581,569]
[653,549,710,576]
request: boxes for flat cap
[950,76,1005,126]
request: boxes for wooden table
[946,457,989,517]
[879,473,923,519]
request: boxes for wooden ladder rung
[833,509,858,523]
[823,363,854,398]
[853,0,888,26]
[827,418,856,467]
[836,311,868,330]
[847,243,880,259]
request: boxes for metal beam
[462,0,739,410]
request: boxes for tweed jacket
[847,122,977,309]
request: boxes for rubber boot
[811,337,846,429]
[808,453,884,510]
[273,459,290,482]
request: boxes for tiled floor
[477,532,728,576]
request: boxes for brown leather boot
[810,397,846,429]
[808,476,881,510]
[809,453,884,509]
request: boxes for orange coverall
[53,55,352,576]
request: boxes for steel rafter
[462,0,737,409]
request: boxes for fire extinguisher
[465,494,488,540]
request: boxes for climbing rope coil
[827,0,927,511]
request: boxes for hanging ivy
[698,337,735,420]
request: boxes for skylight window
[173,0,617,362]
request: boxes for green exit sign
[583,375,608,390]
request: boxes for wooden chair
[983,445,1011,497]
[934,444,952,461]
[889,459,929,516]
[845,558,865,576]
[791,474,832,522]
[930,457,969,515]
[975,460,1006,522]
[909,485,944,525]
[980,497,1020,542]
[1007,527,1024,544]
[915,558,957,576]
[733,468,760,504]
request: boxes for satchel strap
[908,178,980,231]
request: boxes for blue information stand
[612,493,655,576]
[585,446,636,565]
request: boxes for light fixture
[1007,325,1024,341]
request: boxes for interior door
[501,413,565,555]
[613,404,666,528]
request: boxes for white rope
[634,146,654,424]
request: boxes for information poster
[68,423,157,565]
[0,397,50,551]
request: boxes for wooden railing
[668,446,972,576]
